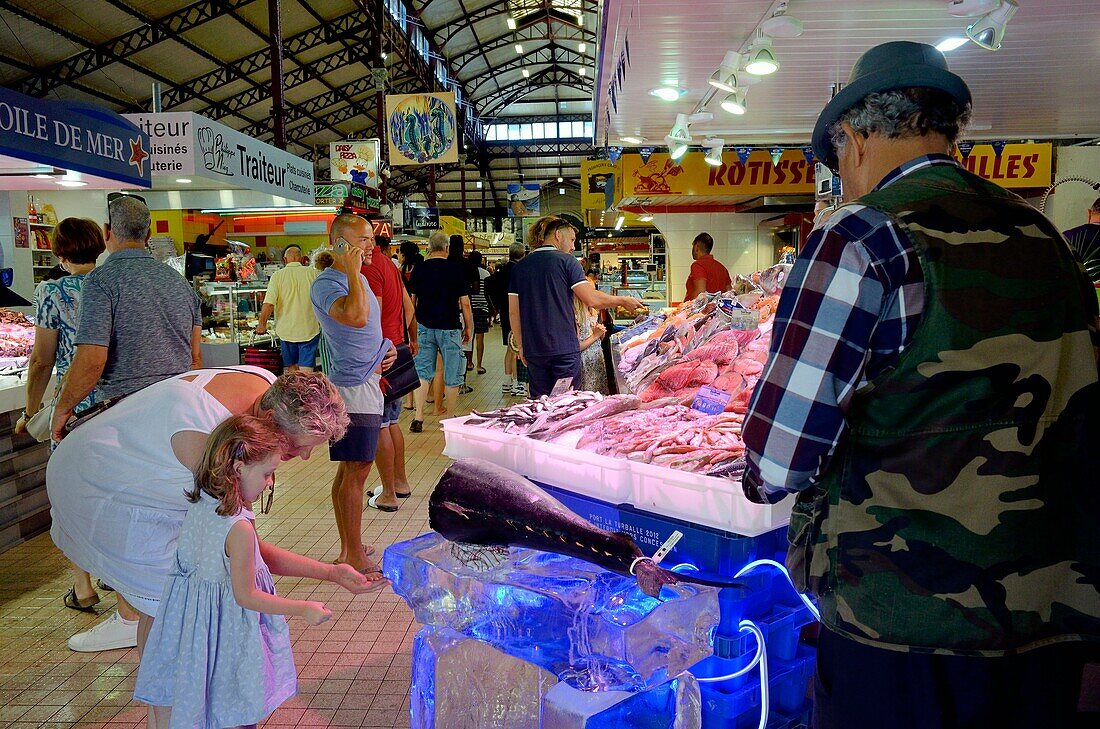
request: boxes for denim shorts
[380,398,403,428]
[280,333,320,368]
[413,325,466,388]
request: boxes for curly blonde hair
[260,371,350,443]
[187,415,288,517]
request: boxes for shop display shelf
[441,415,523,473]
[630,460,792,537]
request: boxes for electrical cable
[734,558,821,621]
[693,620,770,729]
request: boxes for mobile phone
[334,238,350,254]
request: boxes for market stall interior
[1,0,1099,728]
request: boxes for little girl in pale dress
[135,415,383,728]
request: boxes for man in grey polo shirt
[51,192,202,653]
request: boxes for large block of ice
[411,626,557,729]
[385,532,720,692]
[541,673,702,729]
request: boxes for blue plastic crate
[538,483,623,535]
[697,643,815,729]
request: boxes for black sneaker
[410,420,423,433]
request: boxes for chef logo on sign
[196,126,236,175]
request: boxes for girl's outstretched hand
[300,601,333,626]
[329,562,389,594]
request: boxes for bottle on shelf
[27,195,38,224]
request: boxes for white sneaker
[511,383,529,398]
[68,610,138,652]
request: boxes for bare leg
[442,385,460,417]
[72,565,97,602]
[331,468,348,563]
[389,423,411,494]
[335,460,378,573]
[476,333,485,369]
[373,428,400,510]
[136,610,172,728]
[505,347,515,377]
[413,379,431,421]
[117,593,141,622]
[431,354,444,413]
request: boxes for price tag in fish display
[551,377,575,396]
[651,530,684,565]
[690,385,733,415]
[727,309,761,330]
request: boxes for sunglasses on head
[106,192,148,226]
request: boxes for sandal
[477,368,486,374]
[410,419,423,433]
[96,579,114,592]
[64,586,100,612]
[367,492,399,513]
[372,484,411,500]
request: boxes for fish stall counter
[0,369,56,555]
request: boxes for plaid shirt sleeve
[742,205,921,498]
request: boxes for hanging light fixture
[720,89,748,115]
[965,0,1019,50]
[745,34,779,75]
[506,17,517,30]
[703,139,725,167]
[707,51,742,93]
[579,42,587,53]
[665,114,692,160]
[515,43,524,54]
[521,68,529,78]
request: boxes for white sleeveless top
[47,366,277,616]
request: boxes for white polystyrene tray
[441,416,792,537]
[628,460,792,537]
[441,415,522,473]
[522,437,634,502]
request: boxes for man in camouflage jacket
[743,42,1099,728]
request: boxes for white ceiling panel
[596,0,1100,147]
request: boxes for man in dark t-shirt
[508,217,646,398]
[407,231,472,431]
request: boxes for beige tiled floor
[0,336,513,728]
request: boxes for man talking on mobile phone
[310,214,396,576]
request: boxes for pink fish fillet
[655,360,719,391]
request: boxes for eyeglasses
[260,474,275,515]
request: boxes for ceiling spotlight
[745,35,779,75]
[966,0,1018,50]
[947,0,1001,17]
[649,86,687,101]
[559,187,565,195]
[666,140,689,160]
[621,136,643,144]
[707,51,742,93]
[579,67,586,77]
[522,69,529,78]
[506,17,516,30]
[515,43,524,54]
[667,114,692,143]
[579,42,587,53]
[935,36,970,52]
[720,90,748,115]
[760,2,804,38]
[703,139,725,166]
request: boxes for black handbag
[380,343,419,404]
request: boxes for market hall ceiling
[0,0,598,209]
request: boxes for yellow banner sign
[620,150,815,198]
[581,159,617,211]
[954,142,1052,188]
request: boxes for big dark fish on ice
[428,458,729,597]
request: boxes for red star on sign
[128,137,149,176]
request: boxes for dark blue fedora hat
[812,41,971,170]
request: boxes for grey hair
[830,88,972,161]
[427,230,448,252]
[260,371,349,442]
[108,195,150,242]
[508,241,525,260]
